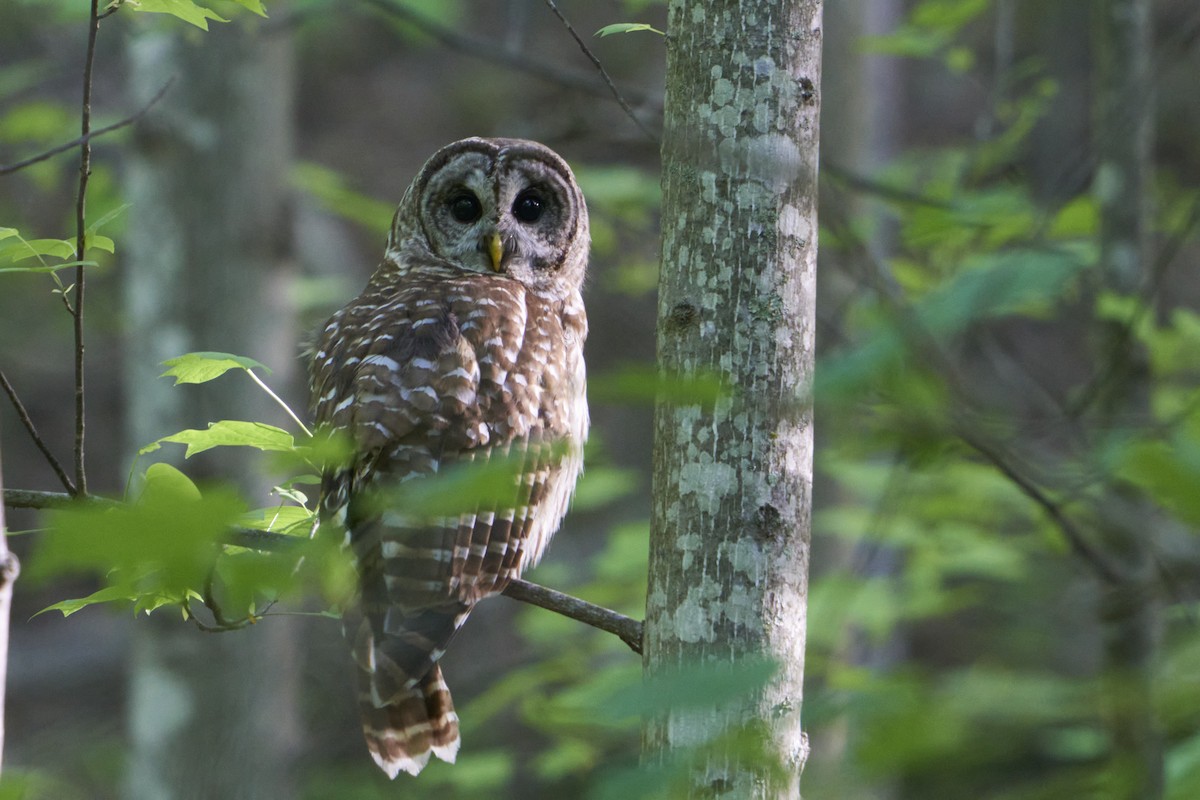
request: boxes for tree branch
[0,79,172,177]
[1,489,645,653]
[954,428,1124,584]
[357,0,657,109]
[541,0,659,142]
[0,370,76,495]
[70,0,105,497]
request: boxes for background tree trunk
[121,18,301,800]
[1093,0,1162,796]
[644,1,822,796]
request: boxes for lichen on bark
[644,1,823,797]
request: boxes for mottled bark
[121,19,301,800]
[644,1,822,797]
[1092,1,1162,797]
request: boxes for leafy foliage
[113,0,267,31]
[595,23,664,38]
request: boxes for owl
[309,138,589,778]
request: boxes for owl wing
[311,274,585,776]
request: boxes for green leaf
[156,420,296,458]
[595,22,665,37]
[291,162,394,236]
[0,237,75,263]
[1113,440,1200,526]
[588,364,729,407]
[87,234,115,254]
[160,351,270,385]
[30,472,245,602]
[128,0,228,30]
[601,658,778,721]
[0,260,96,275]
[86,202,131,236]
[240,504,314,535]
[36,585,138,618]
[0,227,17,242]
[572,466,637,511]
[228,0,268,16]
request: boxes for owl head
[385,138,590,296]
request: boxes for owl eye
[512,191,544,223]
[449,194,482,223]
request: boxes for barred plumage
[310,138,589,778]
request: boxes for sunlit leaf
[127,0,228,30]
[160,351,270,384]
[154,420,295,458]
[0,237,75,262]
[86,234,115,254]
[0,260,96,275]
[228,0,267,16]
[30,470,245,607]
[595,22,665,37]
[240,504,314,535]
[36,585,137,618]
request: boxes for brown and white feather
[310,138,588,778]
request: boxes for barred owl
[309,138,589,778]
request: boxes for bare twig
[357,0,656,108]
[541,0,658,142]
[0,78,172,177]
[0,370,77,495]
[70,1,106,497]
[0,489,645,651]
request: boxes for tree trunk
[644,1,822,797]
[1093,1,1161,797]
[121,18,301,800]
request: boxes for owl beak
[486,232,505,273]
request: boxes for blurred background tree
[1,1,1199,799]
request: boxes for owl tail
[359,662,461,778]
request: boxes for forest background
[2,1,1200,798]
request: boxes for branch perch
[2,488,645,654]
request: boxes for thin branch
[1,489,645,652]
[955,428,1123,584]
[357,0,657,109]
[2,488,113,509]
[823,207,1125,583]
[71,1,104,497]
[0,370,76,495]
[0,78,172,177]
[541,0,658,143]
